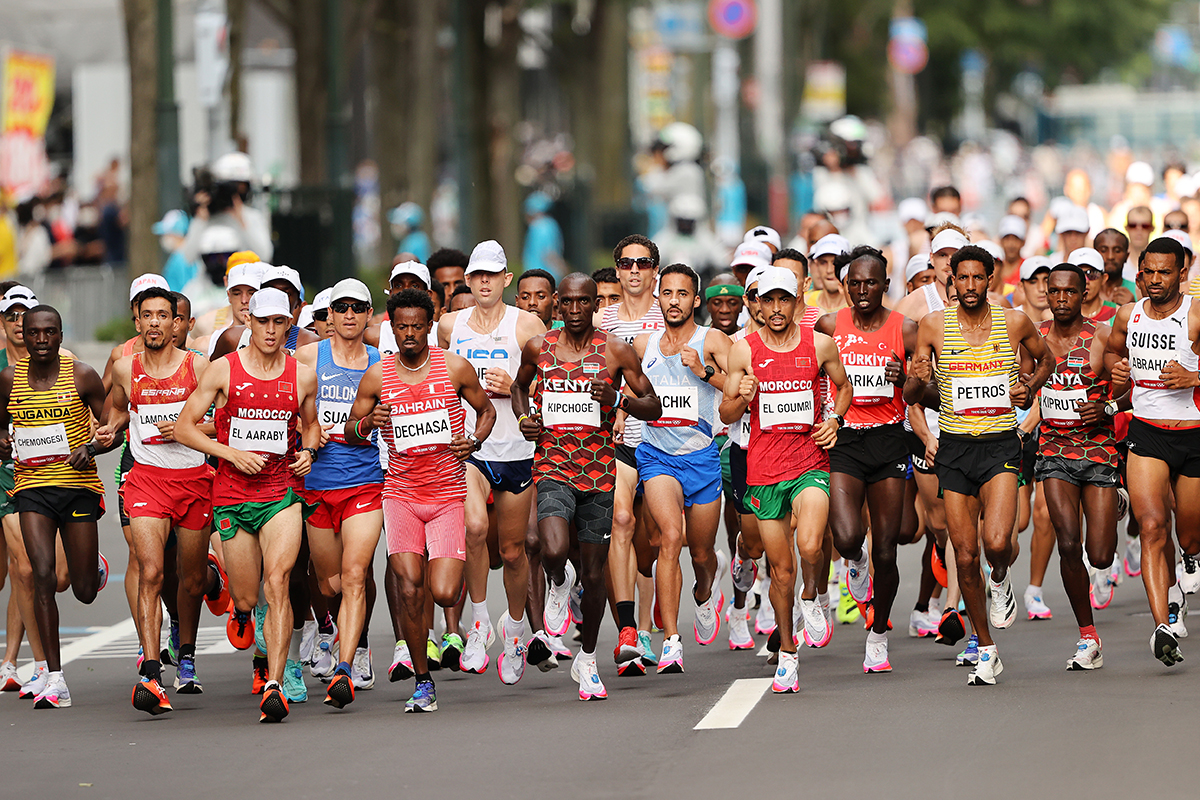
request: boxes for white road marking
[757,643,770,656]
[13,622,235,680]
[16,617,137,682]
[694,678,773,730]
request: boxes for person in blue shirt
[521,191,565,280]
[388,202,432,262]
[154,210,200,292]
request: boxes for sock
[358,630,369,649]
[288,628,303,661]
[581,649,596,664]
[179,643,196,660]
[253,654,268,669]
[472,601,490,630]
[1079,625,1099,642]
[318,612,335,634]
[336,660,352,675]
[1027,583,1041,594]
[616,601,636,630]
[866,630,887,644]
[414,671,431,684]
[818,591,830,610]
[140,659,162,682]
[49,670,63,681]
[508,614,526,639]
[914,601,928,613]
[34,659,46,672]
[1168,583,1184,604]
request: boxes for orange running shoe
[131,677,173,716]
[259,682,289,723]
[251,662,269,695]
[204,554,231,616]
[931,546,948,588]
[227,607,255,650]
[613,626,640,666]
[861,603,893,632]
[324,672,355,709]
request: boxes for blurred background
[0,0,1198,338]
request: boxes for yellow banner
[2,50,56,138]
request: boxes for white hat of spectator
[998,215,1028,240]
[756,266,799,298]
[261,265,305,301]
[977,240,1004,262]
[898,198,928,225]
[227,262,263,290]
[0,285,37,314]
[248,287,291,319]
[389,260,431,289]
[743,226,782,252]
[905,254,931,284]
[197,224,241,257]
[1067,247,1104,271]
[211,151,255,183]
[1163,229,1194,255]
[1047,196,1076,220]
[925,211,961,230]
[1020,256,1052,281]
[669,194,707,221]
[810,233,851,261]
[731,241,772,272]
[129,273,170,303]
[465,240,508,275]
[930,228,969,254]
[1126,161,1155,188]
[1054,204,1090,235]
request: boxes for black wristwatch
[301,446,319,462]
[85,442,98,459]
[830,414,845,429]
[617,395,629,413]
[701,365,715,383]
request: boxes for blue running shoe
[956,633,980,666]
[254,603,269,655]
[161,619,180,666]
[174,655,203,694]
[283,658,307,703]
[405,679,438,713]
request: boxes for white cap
[198,224,241,256]
[466,240,508,274]
[756,266,799,298]
[1126,161,1154,187]
[1047,195,1076,220]
[1054,204,1089,235]
[1067,247,1104,271]
[248,287,291,319]
[211,151,254,183]
[1020,256,1052,281]
[129,273,170,302]
[925,211,961,230]
[745,266,768,291]
[731,241,772,271]
[0,285,37,314]
[930,228,969,254]
[297,306,315,329]
[227,262,263,290]
[998,215,1027,240]
[897,197,928,224]
[330,278,373,304]
[260,265,304,300]
[1163,230,1194,255]
[904,254,931,284]
[311,288,333,312]
[810,233,850,260]
[743,226,782,251]
[669,194,706,220]
[389,260,431,288]
[977,240,1004,262]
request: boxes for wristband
[354,417,367,440]
[518,413,530,425]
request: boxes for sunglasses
[1127,222,1153,229]
[616,257,655,271]
[746,289,758,301]
[1165,221,1189,230]
[330,301,370,314]
[312,310,328,322]
[3,310,24,322]
[1083,269,1103,281]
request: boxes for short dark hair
[1095,227,1129,246]
[172,291,193,318]
[1139,236,1186,271]
[1127,205,1153,222]
[950,244,995,277]
[450,283,474,298]
[0,280,19,298]
[835,245,887,282]
[659,263,699,293]
[518,268,556,292]
[1165,161,1187,177]
[1008,196,1030,208]
[613,234,660,267]
[428,248,470,272]
[429,277,445,307]
[591,267,618,285]
[25,304,62,329]
[136,286,178,317]
[387,287,436,323]
[772,248,808,278]
[1050,263,1086,290]
[930,185,961,204]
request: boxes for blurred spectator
[387,201,432,262]
[183,151,273,263]
[155,210,199,291]
[521,191,565,279]
[0,192,15,278]
[16,199,51,278]
[1062,168,1108,240]
[654,194,722,283]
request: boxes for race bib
[649,386,699,427]
[758,390,815,432]
[392,409,451,455]
[951,375,1012,416]
[1130,357,1168,389]
[319,399,353,443]
[229,417,289,455]
[845,365,892,405]
[1040,387,1088,427]
[739,415,751,445]
[134,401,186,445]
[542,391,600,432]
[13,424,70,466]
[468,358,510,399]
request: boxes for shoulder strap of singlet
[317,337,332,369]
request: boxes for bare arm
[813,332,852,449]
[436,311,457,350]
[211,326,242,361]
[719,339,755,424]
[174,358,264,475]
[700,328,732,392]
[448,351,496,461]
[1011,311,1053,408]
[70,362,122,470]
[606,337,661,422]
[512,334,545,442]
[343,363,390,444]
[903,313,941,408]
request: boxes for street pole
[325,0,348,187]
[156,0,181,241]
[452,0,474,248]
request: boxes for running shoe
[935,609,966,647]
[658,634,684,674]
[1151,624,1184,667]
[283,658,307,703]
[861,602,893,632]
[637,630,658,667]
[731,546,757,594]
[174,655,203,694]
[1168,592,1188,639]
[931,545,948,588]
[956,634,979,666]
[525,630,559,672]
[728,606,754,650]
[389,640,414,682]
[712,550,728,615]
[614,626,640,665]
[253,603,269,655]
[693,583,721,645]
[497,613,527,685]
[568,579,584,626]
[755,585,777,636]
[908,608,938,638]
[161,618,180,667]
[1109,558,1123,587]
[547,633,573,661]
[324,668,355,709]
[259,681,289,722]
[1180,553,1200,595]
[801,598,832,648]
[836,579,861,625]
[846,548,872,607]
[97,551,109,592]
[0,662,19,692]
[766,628,781,665]
[34,673,71,709]
[299,619,318,665]
[19,665,48,700]
[460,621,491,674]
[772,651,799,693]
[252,661,269,694]
[136,646,144,670]
[1124,536,1142,577]
[821,593,833,629]
[352,646,375,690]
[311,628,338,680]
[989,572,1018,629]
[1067,637,1103,670]
[967,645,1003,686]
[1023,586,1052,621]
[203,553,230,616]
[1090,569,1115,610]
[864,636,892,673]
[226,608,255,650]
[426,639,443,671]
[544,561,576,636]
[440,632,464,671]
[404,679,438,712]
[132,676,172,715]
[573,654,607,701]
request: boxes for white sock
[581,649,596,664]
[472,601,490,629]
[508,614,526,638]
[1168,583,1184,605]
[49,670,63,681]
[34,660,46,672]
[288,627,303,661]
[866,630,887,644]
[818,591,830,609]
[1027,583,1041,594]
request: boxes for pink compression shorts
[383,497,466,560]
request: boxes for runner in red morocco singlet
[344,288,495,713]
[174,288,321,723]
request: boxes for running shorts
[935,431,1021,496]
[906,430,936,475]
[302,483,383,531]
[124,463,214,530]
[536,478,614,545]
[466,457,534,495]
[212,489,314,541]
[15,486,105,525]
[717,434,733,491]
[747,470,830,520]
[829,424,910,484]
[1126,418,1200,479]
[635,441,722,507]
[384,497,465,560]
[615,443,638,470]
[1018,430,1037,488]
[116,443,136,527]
[1034,455,1120,488]
[0,464,14,518]
[729,444,749,514]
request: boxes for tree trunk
[485,0,523,258]
[123,0,159,274]
[227,0,247,148]
[372,0,410,258]
[406,0,439,216]
[290,0,328,184]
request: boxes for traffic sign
[709,0,757,40]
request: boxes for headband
[704,284,745,302]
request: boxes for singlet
[729,328,753,450]
[236,324,301,354]
[213,351,301,506]
[10,356,103,495]
[121,336,139,357]
[531,328,619,492]
[797,305,823,328]
[1036,319,1117,466]
[833,308,906,428]
[1127,296,1200,423]
[935,305,1019,437]
[449,306,535,463]
[1089,302,1119,323]
[378,347,466,504]
[922,283,945,314]
[601,301,664,449]
[306,339,383,491]
[129,352,205,470]
[745,326,828,485]
[640,326,720,456]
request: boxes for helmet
[198,224,241,256]
[387,202,424,229]
[211,152,255,183]
[829,115,867,143]
[660,122,703,163]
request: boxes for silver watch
[467,434,482,451]
[1104,400,1119,417]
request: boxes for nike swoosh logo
[457,548,466,555]
[235,383,253,391]
[71,510,88,518]
[320,373,338,381]
[455,337,472,345]
[355,501,372,509]
[603,533,611,540]
[519,479,532,488]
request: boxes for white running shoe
[351,646,375,689]
[310,626,338,679]
[1023,586,1052,621]
[1066,637,1103,670]
[727,606,754,650]
[967,645,1004,686]
[33,672,71,709]
[846,548,872,605]
[755,575,775,634]
[0,661,19,692]
[658,634,684,674]
[731,545,757,594]
[544,561,576,637]
[989,572,1018,629]
[1152,623,1184,666]
[1124,537,1142,577]
[299,619,318,664]
[1168,590,1188,639]
[711,550,728,613]
[800,598,831,648]
[389,640,413,682]
[772,651,799,693]
[460,620,492,674]
[546,633,573,661]
[694,583,720,645]
[573,654,607,701]
[908,608,938,638]
[1180,553,1200,595]
[1090,568,1115,610]
[863,636,891,673]
[525,629,560,672]
[18,665,48,700]
[497,613,527,685]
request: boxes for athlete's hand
[1076,399,1107,427]
[924,438,939,467]
[228,449,267,475]
[812,418,839,450]
[484,368,514,397]
[1160,360,1200,389]
[909,354,933,383]
[1112,286,1135,305]
[885,350,905,386]
[738,374,758,404]
[68,444,93,471]
[1011,373,1033,409]
[612,414,626,444]
[154,420,176,442]
[370,403,391,432]
[519,412,542,441]
[289,449,313,477]
[590,377,617,408]
[680,346,705,379]
[319,423,334,447]
[95,424,118,449]
[0,432,11,460]
[449,435,475,462]
[1110,358,1131,393]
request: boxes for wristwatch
[701,365,715,383]
[1104,400,1120,417]
[85,442,98,459]
[830,414,845,429]
[617,395,629,413]
[467,434,482,451]
[301,446,319,462]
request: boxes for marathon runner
[1068,248,1120,322]
[516,268,558,328]
[212,265,318,358]
[592,267,622,310]
[805,234,851,314]
[189,254,263,353]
